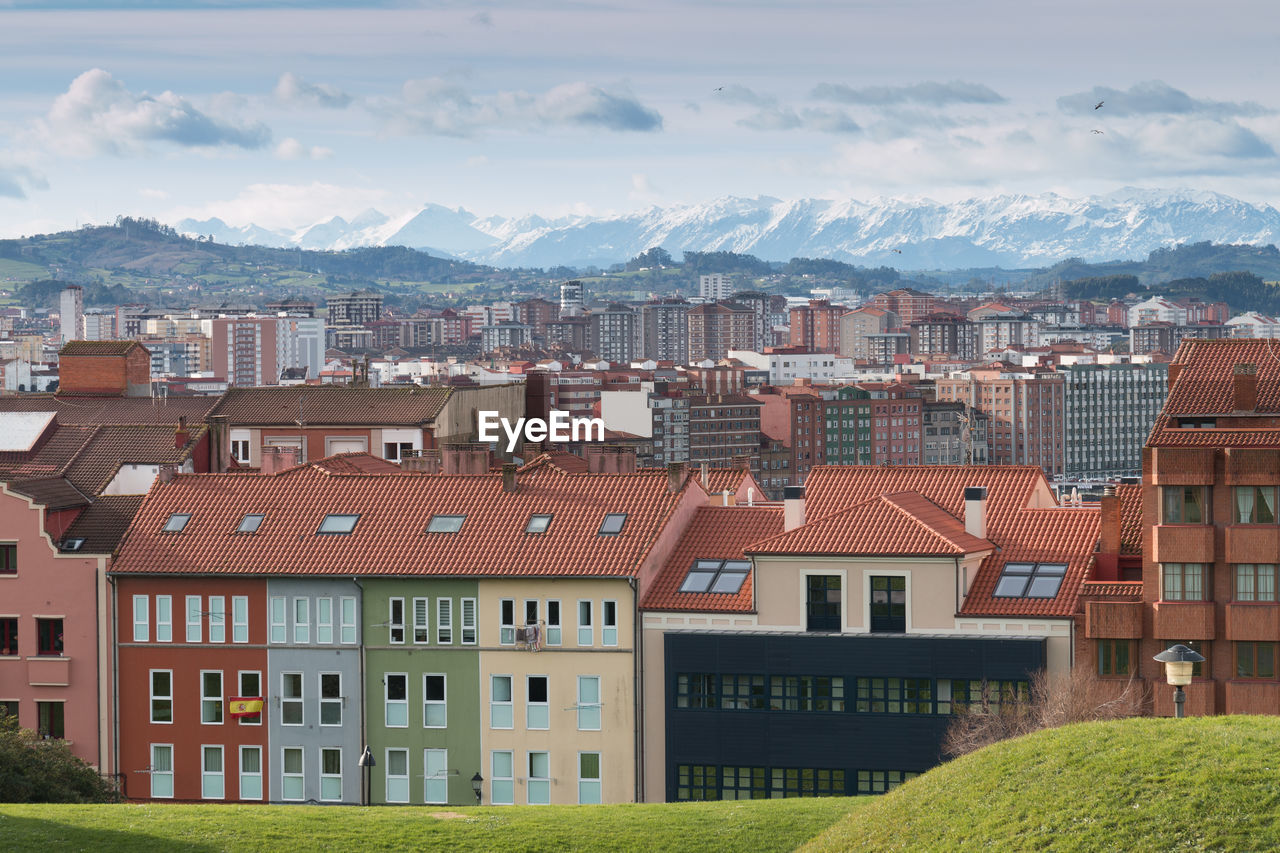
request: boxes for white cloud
[166,181,395,232]
[274,138,334,160]
[138,187,169,200]
[274,72,354,109]
[38,69,271,157]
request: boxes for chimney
[399,448,441,473]
[260,445,299,475]
[964,486,987,540]
[208,414,230,472]
[667,461,686,493]
[157,464,178,485]
[1099,483,1121,556]
[174,415,189,450]
[1167,362,1181,389]
[442,442,491,475]
[1233,363,1258,412]
[502,462,518,493]
[783,486,806,531]
[700,461,710,490]
[587,445,637,474]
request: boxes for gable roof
[748,491,993,557]
[642,505,781,613]
[1148,339,1280,447]
[61,495,146,554]
[0,394,218,425]
[58,340,145,357]
[111,465,698,577]
[209,385,453,426]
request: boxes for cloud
[41,69,270,156]
[275,138,334,160]
[1057,81,1271,118]
[387,78,662,136]
[138,187,169,200]
[714,85,775,107]
[274,72,354,109]
[737,108,802,131]
[469,11,492,26]
[812,80,1006,107]
[0,163,47,199]
[737,107,859,134]
[167,181,392,232]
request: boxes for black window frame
[675,673,717,709]
[679,559,751,595]
[806,575,843,632]
[993,562,1068,599]
[869,575,905,632]
[36,618,63,656]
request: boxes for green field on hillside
[0,257,50,283]
[803,716,1280,853]
[0,796,863,852]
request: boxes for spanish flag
[229,697,264,717]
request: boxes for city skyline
[0,0,1278,239]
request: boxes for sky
[0,0,1279,237]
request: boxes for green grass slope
[0,796,864,853]
[803,716,1280,853]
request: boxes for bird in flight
[1091,129,1104,134]
[713,86,724,93]
[891,248,903,254]
[1094,100,1104,110]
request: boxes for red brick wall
[60,355,128,394]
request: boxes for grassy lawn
[802,716,1280,853]
[0,796,865,852]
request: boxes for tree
[942,662,1146,759]
[0,713,119,803]
[625,246,674,271]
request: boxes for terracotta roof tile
[6,477,91,510]
[701,467,754,496]
[1161,338,1280,415]
[1148,414,1280,448]
[1079,580,1144,599]
[299,452,405,475]
[0,394,217,425]
[1118,483,1143,555]
[209,385,454,426]
[748,491,993,557]
[62,495,145,554]
[641,505,781,612]
[58,340,145,357]
[111,466,695,577]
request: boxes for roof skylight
[525,514,553,535]
[993,561,1067,599]
[680,559,751,594]
[427,514,466,534]
[236,514,265,534]
[598,513,628,536]
[162,513,191,533]
[60,538,86,552]
[317,514,360,535]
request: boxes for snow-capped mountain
[176,189,1280,269]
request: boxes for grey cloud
[812,80,1006,107]
[715,85,775,107]
[274,72,354,109]
[737,108,802,131]
[542,83,662,131]
[470,11,493,26]
[1057,81,1271,118]
[44,69,270,155]
[736,107,858,134]
[0,163,48,199]
[800,108,860,134]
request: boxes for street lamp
[1153,643,1205,718]
[358,745,376,806]
[471,772,484,805]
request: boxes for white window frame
[577,675,601,731]
[527,751,551,805]
[231,596,248,644]
[320,672,343,727]
[239,745,263,800]
[389,597,405,645]
[156,595,172,643]
[385,748,409,803]
[293,598,310,645]
[424,748,448,805]
[577,600,593,646]
[281,747,305,802]
[133,595,148,642]
[200,670,223,725]
[209,596,226,643]
[461,597,477,645]
[340,596,357,644]
[316,597,333,644]
[150,743,174,798]
[412,597,430,644]
[201,744,225,800]
[490,674,513,729]
[490,750,514,805]
[281,672,303,727]
[385,672,408,728]
[186,595,202,643]
[436,598,453,645]
[526,674,549,730]
[269,596,286,644]
[320,747,343,802]
[578,751,602,804]
[602,599,618,647]
[424,673,447,728]
[546,599,562,646]
[150,669,173,724]
[500,599,516,645]
[238,670,262,727]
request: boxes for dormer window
[162,513,191,533]
[317,514,359,535]
[525,514,553,535]
[598,513,628,536]
[679,559,750,594]
[236,514,265,534]
[427,515,466,534]
[60,538,86,552]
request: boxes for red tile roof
[748,491,993,557]
[209,385,454,426]
[1118,483,1143,555]
[1079,580,1143,599]
[58,340,146,357]
[700,467,756,496]
[0,422,203,496]
[1162,338,1280,415]
[641,505,782,612]
[62,495,146,554]
[0,394,217,425]
[111,465,698,577]
[297,452,405,475]
[518,451,590,474]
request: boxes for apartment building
[686,303,756,363]
[1062,362,1169,479]
[936,367,1065,475]
[640,299,691,364]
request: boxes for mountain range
[176,188,1280,270]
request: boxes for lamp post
[358,745,376,806]
[471,772,484,805]
[1153,644,1205,718]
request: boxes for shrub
[0,713,119,803]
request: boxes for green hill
[803,716,1280,852]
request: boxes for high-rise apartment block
[686,302,755,362]
[60,285,83,343]
[698,274,734,301]
[212,316,325,387]
[936,367,1065,474]
[326,290,383,326]
[1062,362,1169,479]
[590,304,640,364]
[640,299,690,364]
